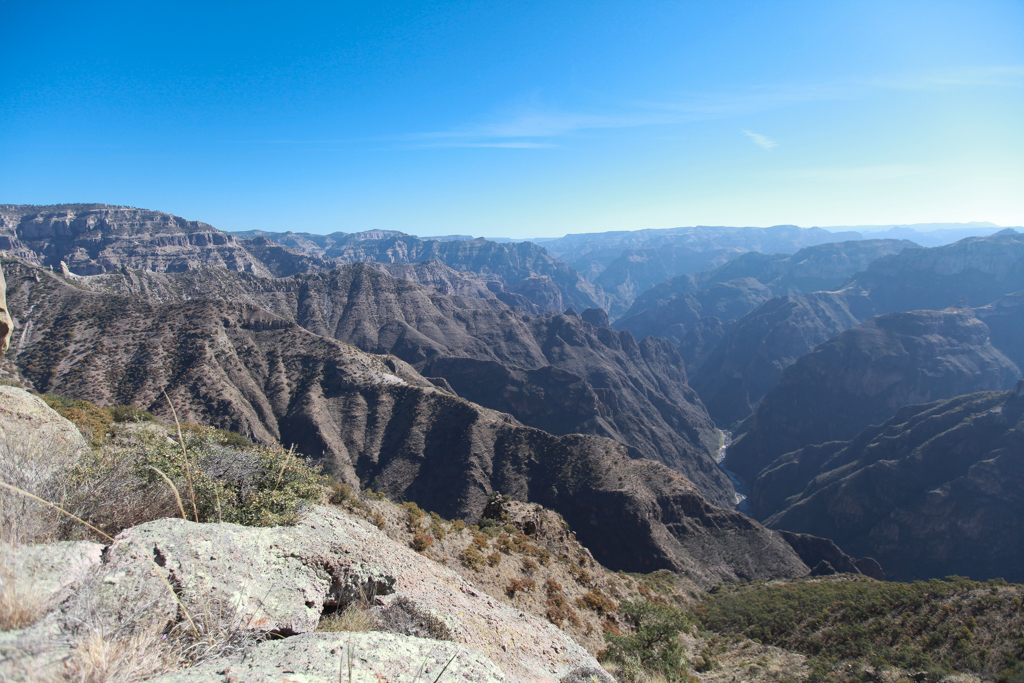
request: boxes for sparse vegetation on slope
[6,393,329,543]
[693,575,1024,682]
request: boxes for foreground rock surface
[49,506,601,681]
[0,385,86,456]
[152,631,510,683]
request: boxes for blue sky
[2,1,1022,238]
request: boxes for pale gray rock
[0,261,11,355]
[151,631,507,683]
[0,386,86,456]
[57,505,601,681]
[1,540,103,608]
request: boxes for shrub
[506,578,536,598]
[109,405,157,424]
[328,480,352,505]
[458,545,485,570]
[602,600,690,683]
[411,531,434,552]
[0,561,48,630]
[579,589,617,615]
[317,604,377,633]
[41,394,115,447]
[50,424,330,540]
[545,579,581,629]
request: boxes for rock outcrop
[154,632,512,683]
[753,384,1024,582]
[727,308,1021,482]
[4,506,613,682]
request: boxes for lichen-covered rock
[1,540,103,607]
[0,386,86,456]
[150,631,507,683]
[57,505,600,681]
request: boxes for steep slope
[1,259,803,582]
[753,383,1024,582]
[36,258,729,504]
[689,290,872,428]
[727,308,1021,482]
[0,204,269,276]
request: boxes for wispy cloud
[743,129,777,150]
[398,108,675,149]
[396,64,1023,150]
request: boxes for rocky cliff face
[2,204,608,315]
[0,204,269,276]
[726,308,1021,483]
[752,383,1024,582]
[2,258,802,581]
[850,230,1024,313]
[614,278,773,352]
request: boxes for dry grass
[317,603,378,633]
[0,562,49,630]
[0,429,83,544]
[66,628,174,683]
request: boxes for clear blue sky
[2,1,1022,238]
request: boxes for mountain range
[3,201,1024,588]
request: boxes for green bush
[60,424,330,536]
[602,600,691,683]
[693,576,1024,679]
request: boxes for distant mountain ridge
[0,204,609,315]
[690,231,1024,427]
[751,382,1024,582]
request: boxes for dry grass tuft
[317,603,377,633]
[66,628,174,683]
[0,563,48,630]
